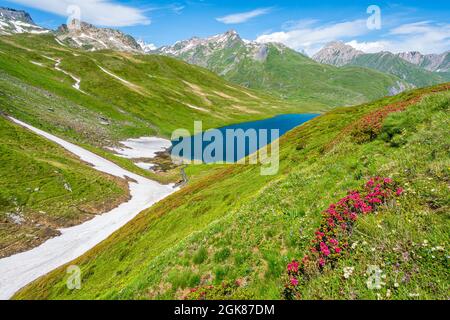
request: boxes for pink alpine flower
[287,261,299,273]
[329,238,339,246]
[320,242,331,256]
[319,258,325,267]
[283,177,404,299]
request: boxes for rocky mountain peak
[0,7,34,24]
[0,7,48,35]
[312,41,364,66]
[56,19,142,53]
[137,39,157,53]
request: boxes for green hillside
[0,33,313,185]
[15,83,449,300]
[223,44,408,107]
[350,52,450,88]
[0,33,305,144]
[160,34,408,107]
[0,33,309,257]
[0,115,128,258]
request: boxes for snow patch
[30,61,44,67]
[98,65,135,87]
[0,118,178,300]
[185,104,209,112]
[109,137,172,160]
[135,162,155,171]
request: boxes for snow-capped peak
[137,40,157,53]
[0,7,49,35]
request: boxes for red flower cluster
[283,177,403,300]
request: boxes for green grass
[166,41,410,107]
[223,45,407,107]
[0,33,315,184]
[0,115,128,258]
[350,52,450,88]
[0,34,307,141]
[14,83,449,300]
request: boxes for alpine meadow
[0,1,448,309]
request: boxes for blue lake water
[171,113,319,163]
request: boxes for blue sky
[1,0,449,55]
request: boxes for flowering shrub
[324,83,450,151]
[350,100,417,143]
[283,177,403,300]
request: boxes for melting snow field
[0,118,178,300]
[110,137,172,160]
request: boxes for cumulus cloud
[386,21,450,53]
[345,21,450,54]
[256,19,369,55]
[256,18,449,55]
[345,40,390,53]
[216,8,271,24]
[7,0,151,27]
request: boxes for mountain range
[0,5,449,301]
[1,7,448,107]
[313,41,450,87]
[154,30,410,107]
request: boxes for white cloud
[386,21,450,53]
[345,40,390,53]
[216,8,271,24]
[7,0,151,27]
[256,18,450,55]
[256,19,369,55]
[346,21,450,54]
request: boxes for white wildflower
[343,267,354,279]
[386,289,392,298]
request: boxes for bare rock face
[397,51,449,72]
[56,20,143,53]
[312,41,364,66]
[0,7,49,35]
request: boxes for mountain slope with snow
[56,20,142,53]
[0,7,49,35]
[155,31,409,107]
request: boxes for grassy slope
[0,34,306,141]
[15,83,449,300]
[350,53,449,88]
[0,116,128,258]
[0,34,311,184]
[194,44,406,107]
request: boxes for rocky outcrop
[56,20,142,53]
[312,41,364,66]
[154,30,288,74]
[0,7,49,35]
[397,51,449,72]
